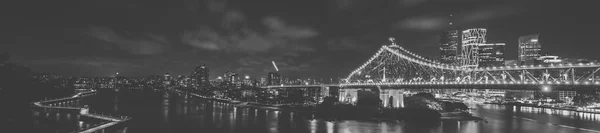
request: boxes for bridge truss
[344,43,600,86]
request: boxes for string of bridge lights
[340,80,600,86]
[346,47,387,80]
[470,62,600,71]
[345,39,600,83]
[387,45,445,66]
[384,46,463,71]
[347,45,463,80]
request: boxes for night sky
[2,0,599,79]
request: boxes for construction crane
[271,61,279,72]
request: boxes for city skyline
[2,0,599,79]
[4,1,600,133]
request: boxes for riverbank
[440,112,485,121]
[32,89,131,133]
[167,89,314,113]
[486,103,600,114]
[169,89,482,122]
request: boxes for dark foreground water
[40,89,600,133]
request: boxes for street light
[542,86,550,92]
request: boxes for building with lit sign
[478,43,505,67]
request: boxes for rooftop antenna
[271,61,279,72]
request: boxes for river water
[59,89,600,133]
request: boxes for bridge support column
[379,88,389,108]
[379,89,404,108]
[339,88,358,104]
[320,86,330,102]
[390,89,404,108]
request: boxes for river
[39,89,600,133]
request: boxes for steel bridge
[341,42,600,87]
[267,43,599,89]
[264,39,599,108]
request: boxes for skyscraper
[440,30,460,65]
[478,43,505,67]
[267,72,280,85]
[461,28,487,68]
[163,73,172,87]
[242,75,252,86]
[190,64,210,87]
[260,76,267,86]
[223,71,237,83]
[518,34,542,65]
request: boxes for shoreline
[168,89,313,113]
[167,89,483,122]
[485,103,600,114]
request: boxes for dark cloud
[262,17,319,39]
[181,17,318,54]
[397,0,429,7]
[86,26,169,55]
[221,10,246,29]
[394,15,448,31]
[4,0,596,79]
[181,28,223,51]
[237,57,264,66]
[207,0,228,13]
[327,38,366,51]
[393,2,525,32]
[22,57,142,69]
[457,5,523,25]
[334,0,354,10]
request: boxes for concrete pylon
[379,89,404,108]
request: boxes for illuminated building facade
[518,34,542,65]
[439,30,460,65]
[535,55,562,65]
[191,64,210,87]
[163,73,172,87]
[260,77,267,86]
[242,75,253,86]
[478,43,505,67]
[268,72,280,85]
[461,28,487,68]
[223,71,238,83]
[505,60,518,66]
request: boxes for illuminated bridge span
[265,84,338,89]
[32,89,131,133]
[265,39,600,108]
[266,43,600,91]
[342,43,600,87]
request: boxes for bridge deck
[32,89,130,133]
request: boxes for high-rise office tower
[267,72,280,85]
[163,73,172,87]
[440,30,460,65]
[223,71,237,83]
[191,64,210,87]
[461,28,487,68]
[518,34,542,65]
[439,14,460,65]
[478,43,505,67]
[242,75,252,86]
[260,76,267,86]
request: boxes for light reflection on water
[85,89,600,133]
